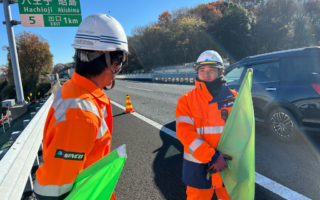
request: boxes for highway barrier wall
[116,74,154,80]
[0,94,54,200]
[116,73,197,84]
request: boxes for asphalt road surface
[107,80,319,200]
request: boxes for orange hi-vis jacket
[176,79,237,189]
[34,72,113,200]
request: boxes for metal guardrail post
[35,107,40,112]
[33,155,39,167]
[24,174,33,193]
[40,103,44,107]
[23,119,30,128]
[11,131,22,142]
[30,112,36,119]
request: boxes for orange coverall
[34,72,116,200]
[176,79,237,200]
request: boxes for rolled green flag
[208,69,255,199]
[65,145,127,200]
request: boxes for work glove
[206,154,232,180]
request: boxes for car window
[225,66,245,86]
[247,62,280,83]
[285,56,320,82]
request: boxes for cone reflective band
[125,94,135,113]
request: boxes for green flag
[217,69,255,199]
[65,145,127,200]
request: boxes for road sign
[18,0,82,27]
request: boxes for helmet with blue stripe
[194,50,224,72]
[72,13,128,53]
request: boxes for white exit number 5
[21,14,44,27]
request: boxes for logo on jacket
[55,149,85,161]
[227,95,234,98]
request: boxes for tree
[158,11,172,29]
[217,2,256,60]
[189,3,223,29]
[2,31,53,99]
[52,63,64,74]
[125,0,318,70]
[251,0,296,54]
[173,16,207,62]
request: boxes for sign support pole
[2,0,25,104]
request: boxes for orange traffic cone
[125,94,135,113]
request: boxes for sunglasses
[105,52,125,75]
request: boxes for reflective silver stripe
[196,126,224,135]
[52,88,63,110]
[101,106,108,119]
[53,88,108,139]
[97,119,108,139]
[183,152,204,164]
[176,116,195,125]
[53,98,100,125]
[34,179,73,197]
[188,137,205,155]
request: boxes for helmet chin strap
[103,80,115,91]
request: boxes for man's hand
[206,154,232,180]
[207,163,217,174]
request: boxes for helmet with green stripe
[194,50,224,72]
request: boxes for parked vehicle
[224,47,320,142]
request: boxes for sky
[0,0,215,68]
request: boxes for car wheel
[268,108,299,142]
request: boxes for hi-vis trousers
[110,192,117,200]
[186,186,230,200]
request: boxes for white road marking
[125,86,153,92]
[110,100,311,200]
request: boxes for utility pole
[2,0,25,104]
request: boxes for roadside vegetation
[125,0,320,72]
[0,31,53,102]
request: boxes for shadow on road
[152,121,220,200]
[152,121,186,200]
[113,113,126,118]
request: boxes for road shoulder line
[110,100,311,200]
[125,86,153,92]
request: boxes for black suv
[224,47,320,142]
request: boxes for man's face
[198,65,219,82]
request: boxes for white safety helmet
[72,13,128,53]
[194,50,224,72]
[71,14,129,90]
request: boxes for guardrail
[116,74,154,80]
[153,76,195,84]
[0,94,54,200]
[116,73,197,84]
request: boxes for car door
[245,60,281,121]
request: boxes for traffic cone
[125,94,135,113]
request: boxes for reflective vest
[34,72,113,199]
[176,79,237,189]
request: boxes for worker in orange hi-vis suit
[34,14,129,200]
[176,50,238,200]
